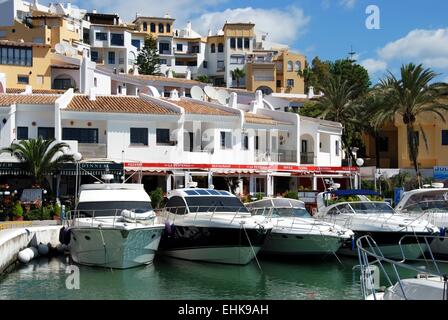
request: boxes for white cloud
[339,0,357,9]
[360,58,387,75]
[191,6,310,45]
[378,28,448,69]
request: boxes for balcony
[78,144,107,159]
[300,152,315,165]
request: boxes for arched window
[159,23,164,33]
[211,43,216,53]
[295,61,302,72]
[218,43,224,53]
[287,61,293,72]
[150,23,156,32]
[166,23,171,33]
[143,22,147,31]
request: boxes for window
[192,45,200,53]
[377,136,389,152]
[230,55,244,64]
[130,128,148,146]
[217,60,225,71]
[38,127,55,140]
[218,43,224,52]
[166,24,171,33]
[159,42,170,54]
[230,38,236,49]
[236,38,243,49]
[91,51,99,62]
[176,43,183,52]
[159,59,167,65]
[442,130,448,146]
[211,43,216,53]
[108,51,115,64]
[32,37,44,44]
[244,38,250,49]
[111,33,124,46]
[94,78,97,87]
[242,133,249,150]
[287,79,295,87]
[301,140,308,153]
[17,75,29,84]
[62,128,98,144]
[36,75,44,85]
[276,80,281,88]
[220,131,232,149]
[0,46,32,66]
[336,140,340,156]
[53,78,73,90]
[143,22,147,31]
[287,61,293,72]
[295,60,302,71]
[255,136,260,150]
[150,23,156,32]
[156,128,171,145]
[166,196,187,214]
[95,32,107,41]
[203,61,208,68]
[17,127,28,140]
[131,39,141,50]
[158,23,164,33]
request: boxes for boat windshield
[349,202,395,214]
[270,207,312,218]
[76,201,153,217]
[185,196,249,213]
[402,191,448,213]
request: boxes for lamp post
[356,158,365,189]
[73,152,82,208]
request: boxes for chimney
[169,89,180,101]
[229,92,238,108]
[23,85,32,94]
[250,90,264,113]
[208,29,212,37]
[307,86,315,99]
[133,67,139,75]
[66,2,71,11]
[186,21,192,37]
[167,69,173,78]
[89,87,96,101]
[92,9,97,14]
[185,68,191,80]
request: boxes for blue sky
[73,0,448,83]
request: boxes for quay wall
[0,226,62,274]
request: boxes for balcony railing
[300,152,315,165]
[78,144,107,159]
[254,76,275,81]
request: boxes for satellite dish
[55,43,65,55]
[217,89,230,105]
[204,86,218,100]
[191,86,205,101]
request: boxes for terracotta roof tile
[0,94,60,106]
[118,73,201,85]
[245,112,292,125]
[6,88,65,94]
[67,95,179,115]
[166,99,237,116]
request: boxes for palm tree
[196,75,211,84]
[0,138,75,187]
[314,74,360,163]
[231,68,246,88]
[373,63,448,186]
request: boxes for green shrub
[150,188,164,209]
[25,209,41,221]
[283,190,299,200]
[53,203,61,217]
[11,201,23,219]
[41,206,53,220]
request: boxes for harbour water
[2,254,447,300]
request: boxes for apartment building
[0,73,353,196]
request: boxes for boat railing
[65,209,157,228]
[356,234,448,300]
[160,206,254,226]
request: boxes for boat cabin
[246,198,312,218]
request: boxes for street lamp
[73,152,82,207]
[356,158,365,189]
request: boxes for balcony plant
[150,188,164,209]
[53,203,61,221]
[12,201,24,221]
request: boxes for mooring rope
[242,222,262,272]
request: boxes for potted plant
[150,188,164,210]
[12,201,23,221]
[53,203,61,221]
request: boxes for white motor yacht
[63,183,165,269]
[158,188,273,265]
[395,187,448,257]
[246,198,354,256]
[317,190,439,260]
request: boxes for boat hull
[69,227,164,269]
[159,225,269,265]
[339,231,434,260]
[261,232,345,255]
